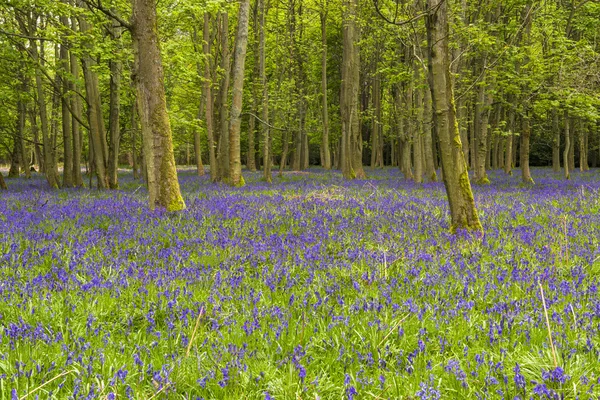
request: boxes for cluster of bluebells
[0,168,599,398]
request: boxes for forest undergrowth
[1,168,599,399]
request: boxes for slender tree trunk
[78,5,108,188]
[568,119,575,171]
[70,38,83,187]
[504,104,514,175]
[199,13,217,181]
[413,68,423,182]
[107,17,122,189]
[194,102,206,176]
[320,10,331,169]
[29,22,59,188]
[340,0,365,179]
[9,141,19,178]
[423,81,437,181]
[132,103,139,180]
[520,113,533,183]
[474,77,492,184]
[216,12,231,182]
[228,0,251,186]
[30,107,43,173]
[552,110,560,172]
[132,0,186,211]
[580,122,588,171]
[426,0,482,233]
[0,169,6,189]
[279,128,290,175]
[59,14,74,187]
[17,74,31,178]
[258,0,271,182]
[563,111,570,179]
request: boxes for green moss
[476,175,491,185]
[233,175,246,187]
[452,170,483,234]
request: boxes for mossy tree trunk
[426,0,482,233]
[107,16,122,189]
[320,8,331,170]
[340,0,365,179]
[132,0,185,211]
[216,12,231,182]
[69,29,83,187]
[228,0,251,187]
[60,11,73,187]
[259,0,271,182]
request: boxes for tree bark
[216,12,231,182]
[563,111,570,179]
[504,104,514,175]
[520,113,533,183]
[78,4,108,189]
[340,0,365,179]
[107,16,122,189]
[426,0,482,233]
[474,76,492,184]
[413,67,423,182]
[552,110,560,172]
[31,25,59,188]
[0,169,6,189]
[199,13,217,181]
[228,0,251,186]
[423,81,437,181]
[132,0,186,211]
[60,12,74,187]
[320,9,331,169]
[258,0,271,182]
[70,13,83,187]
[580,122,588,171]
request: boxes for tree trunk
[194,102,205,176]
[216,12,231,182]
[17,74,31,178]
[504,105,514,175]
[340,0,365,179]
[70,35,83,187]
[228,0,251,186]
[423,81,437,181]
[132,0,186,211]
[132,103,139,180]
[0,170,6,189]
[258,0,271,182]
[60,14,74,187]
[413,68,423,182]
[580,122,588,171]
[563,111,570,179]
[30,25,59,188]
[279,127,290,175]
[474,78,492,184]
[200,13,217,181]
[426,0,482,233]
[320,10,331,169]
[552,110,560,172]
[30,107,43,173]
[107,17,122,189]
[78,5,108,189]
[520,113,533,183]
[568,119,575,171]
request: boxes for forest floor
[1,168,600,399]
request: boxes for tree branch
[80,0,133,30]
